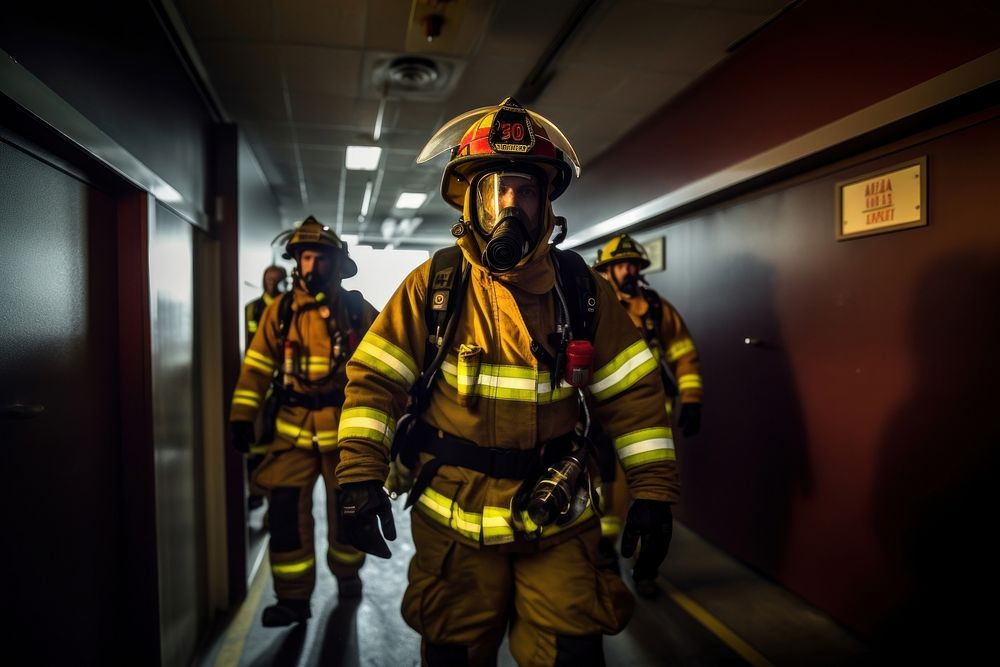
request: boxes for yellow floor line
[662,578,776,667]
[214,554,270,667]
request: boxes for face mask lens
[475,172,541,236]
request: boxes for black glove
[620,500,673,583]
[339,480,396,559]
[678,402,701,437]
[230,420,255,454]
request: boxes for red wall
[638,107,1000,658]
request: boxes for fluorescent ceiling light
[360,181,374,217]
[345,146,382,170]
[394,192,427,209]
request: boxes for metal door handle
[2,403,45,419]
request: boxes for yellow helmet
[593,234,650,271]
[416,97,582,211]
[275,216,358,278]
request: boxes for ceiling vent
[386,57,439,90]
[364,52,465,101]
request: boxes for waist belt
[281,389,345,410]
[404,421,572,509]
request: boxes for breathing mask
[472,171,544,273]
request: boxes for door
[0,134,127,661]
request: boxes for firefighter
[593,233,703,598]
[229,216,379,627]
[243,264,288,513]
[335,98,678,665]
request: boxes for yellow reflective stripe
[416,486,482,541]
[246,349,276,370]
[271,555,315,579]
[232,397,260,408]
[339,407,394,447]
[438,358,577,404]
[667,338,696,362]
[328,546,364,565]
[275,418,302,440]
[601,515,622,537]
[678,374,702,390]
[247,320,259,333]
[249,444,269,455]
[355,333,417,387]
[244,356,273,374]
[234,389,262,400]
[232,388,262,408]
[483,506,515,545]
[590,340,657,401]
[615,427,675,469]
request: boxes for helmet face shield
[474,171,543,237]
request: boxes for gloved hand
[230,420,255,454]
[678,402,701,437]
[339,480,396,559]
[620,500,673,585]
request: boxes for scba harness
[258,289,365,443]
[392,245,602,529]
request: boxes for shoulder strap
[277,291,295,341]
[423,245,466,356]
[551,247,598,342]
[640,288,662,344]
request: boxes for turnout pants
[253,445,364,601]
[402,513,634,666]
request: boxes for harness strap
[403,421,574,509]
[280,388,345,410]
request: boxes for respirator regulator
[472,170,544,273]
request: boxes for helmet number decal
[489,107,535,154]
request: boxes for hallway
[195,484,870,667]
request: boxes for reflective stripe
[415,488,595,543]
[678,373,703,391]
[438,358,576,404]
[483,506,515,544]
[246,349,276,370]
[328,546,364,565]
[249,444,269,456]
[589,340,657,401]
[354,332,417,388]
[271,555,315,579]
[601,515,622,537]
[666,338,696,362]
[232,388,262,409]
[339,407,394,447]
[416,487,482,541]
[275,418,303,441]
[248,320,258,333]
[615,427,675,469]
[244,356,273,374]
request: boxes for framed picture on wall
[643,236,665,273]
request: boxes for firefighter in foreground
[336,98,678,665]
[243,264,288,513]
[229,216,378,627]
[594,234,703,598]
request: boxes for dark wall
[559,0,1000,229]
[0,1,215,215]
[634,105,1000,658]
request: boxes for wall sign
[643,236,665,273]
[836,157,926,240]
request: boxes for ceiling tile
[198,41,283,91]
[276,0,366,47]
[281,45,363,96]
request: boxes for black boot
[261,598,311,627]
[337,574,363,599]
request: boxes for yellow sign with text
[838,160,925,239]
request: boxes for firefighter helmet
[275,216,358,278]
[593,234,650,271]
[416,97,582,211]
